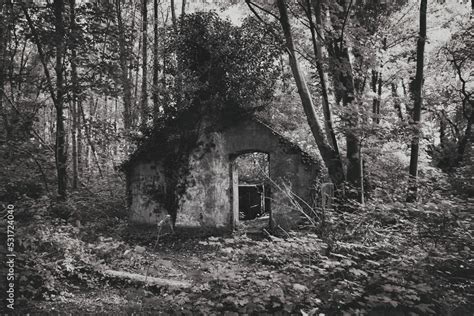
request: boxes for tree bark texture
[141,0,149,128]
[54,0,67,199]
[115,0,133,134]
[326,0,362,194]
[0,0,12,140]
[276,0,345,188]
[407,0,427,202]
[308,0,340,156]
[152,0,160,120]
[69,0,79,189]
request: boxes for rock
[134,246,146,254]
[223,238,235,244]
[293,283,309,292]
[221,247,233,254]
[123,249,133,258]
[268,286,285,298]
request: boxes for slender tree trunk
[325,0,361,196]
[276,0,345,188]
[371,70,382,124]
[81,98,103,178]
[308,0,340,155]
[181,0,186,16]
[161,8,168,112]
[334,44,361,195]
[69,0,79,189]
[152,0,160,120]
[170,0,183,108]
[115,0,132,134]
[77,101,83,175]
[391,82,403,120]
[129,0,137,113]
[407,0,427,202]
[377,73,382,122]
[141,0,148,128]
[457,114,473,165]
[170,0,177,29]
[134,34,141,123]
[359,145,364,205]
[54,0,67,199]
[16,40,27,100]
[0,0,12,140]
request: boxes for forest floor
[2,198,474,315]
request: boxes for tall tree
[69,0,80,189]
[141,0,149,128]
[407,0,427,202]
[325,0,362,196]
[276,0,345,188]
[54,0,67,199]
[115,0,133,134]
[0,0,12,140]
[307,0,340,155]
[152,0,160,119]
[170,0,177,29]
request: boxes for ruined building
[123,112,321,232]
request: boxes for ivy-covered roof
[121,112,321,172]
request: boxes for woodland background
[0,0,473,314]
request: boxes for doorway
[230,152,270,230]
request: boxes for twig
[339,0,353,48]
[245,0,280,22]
[278,225,291,238]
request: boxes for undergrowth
[0,183,472,314]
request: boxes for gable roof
[121,113,320,171]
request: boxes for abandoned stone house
[123,112,322,232]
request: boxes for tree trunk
[77,101,83,175]
[407,0,427,202]
[0,0,12,140]
[457,114,473,165]
[181,0,186,17]
[69,0,79,189]
[115,0,132,134]
[170,0,177,29]
[276,0,345,188]
[333,44,361,195]
[81,98,103,178]
[170,0,184,108]
[391,82,403,120]
[325,0,361,196]
[152,0,160,120]
[141,0,148,129]
[54,0,67,199]
[308,0,340,155]
[371,70,382,124]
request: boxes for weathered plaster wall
[128,118,320,230]
[176,132,231,228]
[174,119,319,229]
[128,162,168,224]
[224,120,319,229]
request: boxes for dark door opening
[231,152,270,228]
[238,184,264,220]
